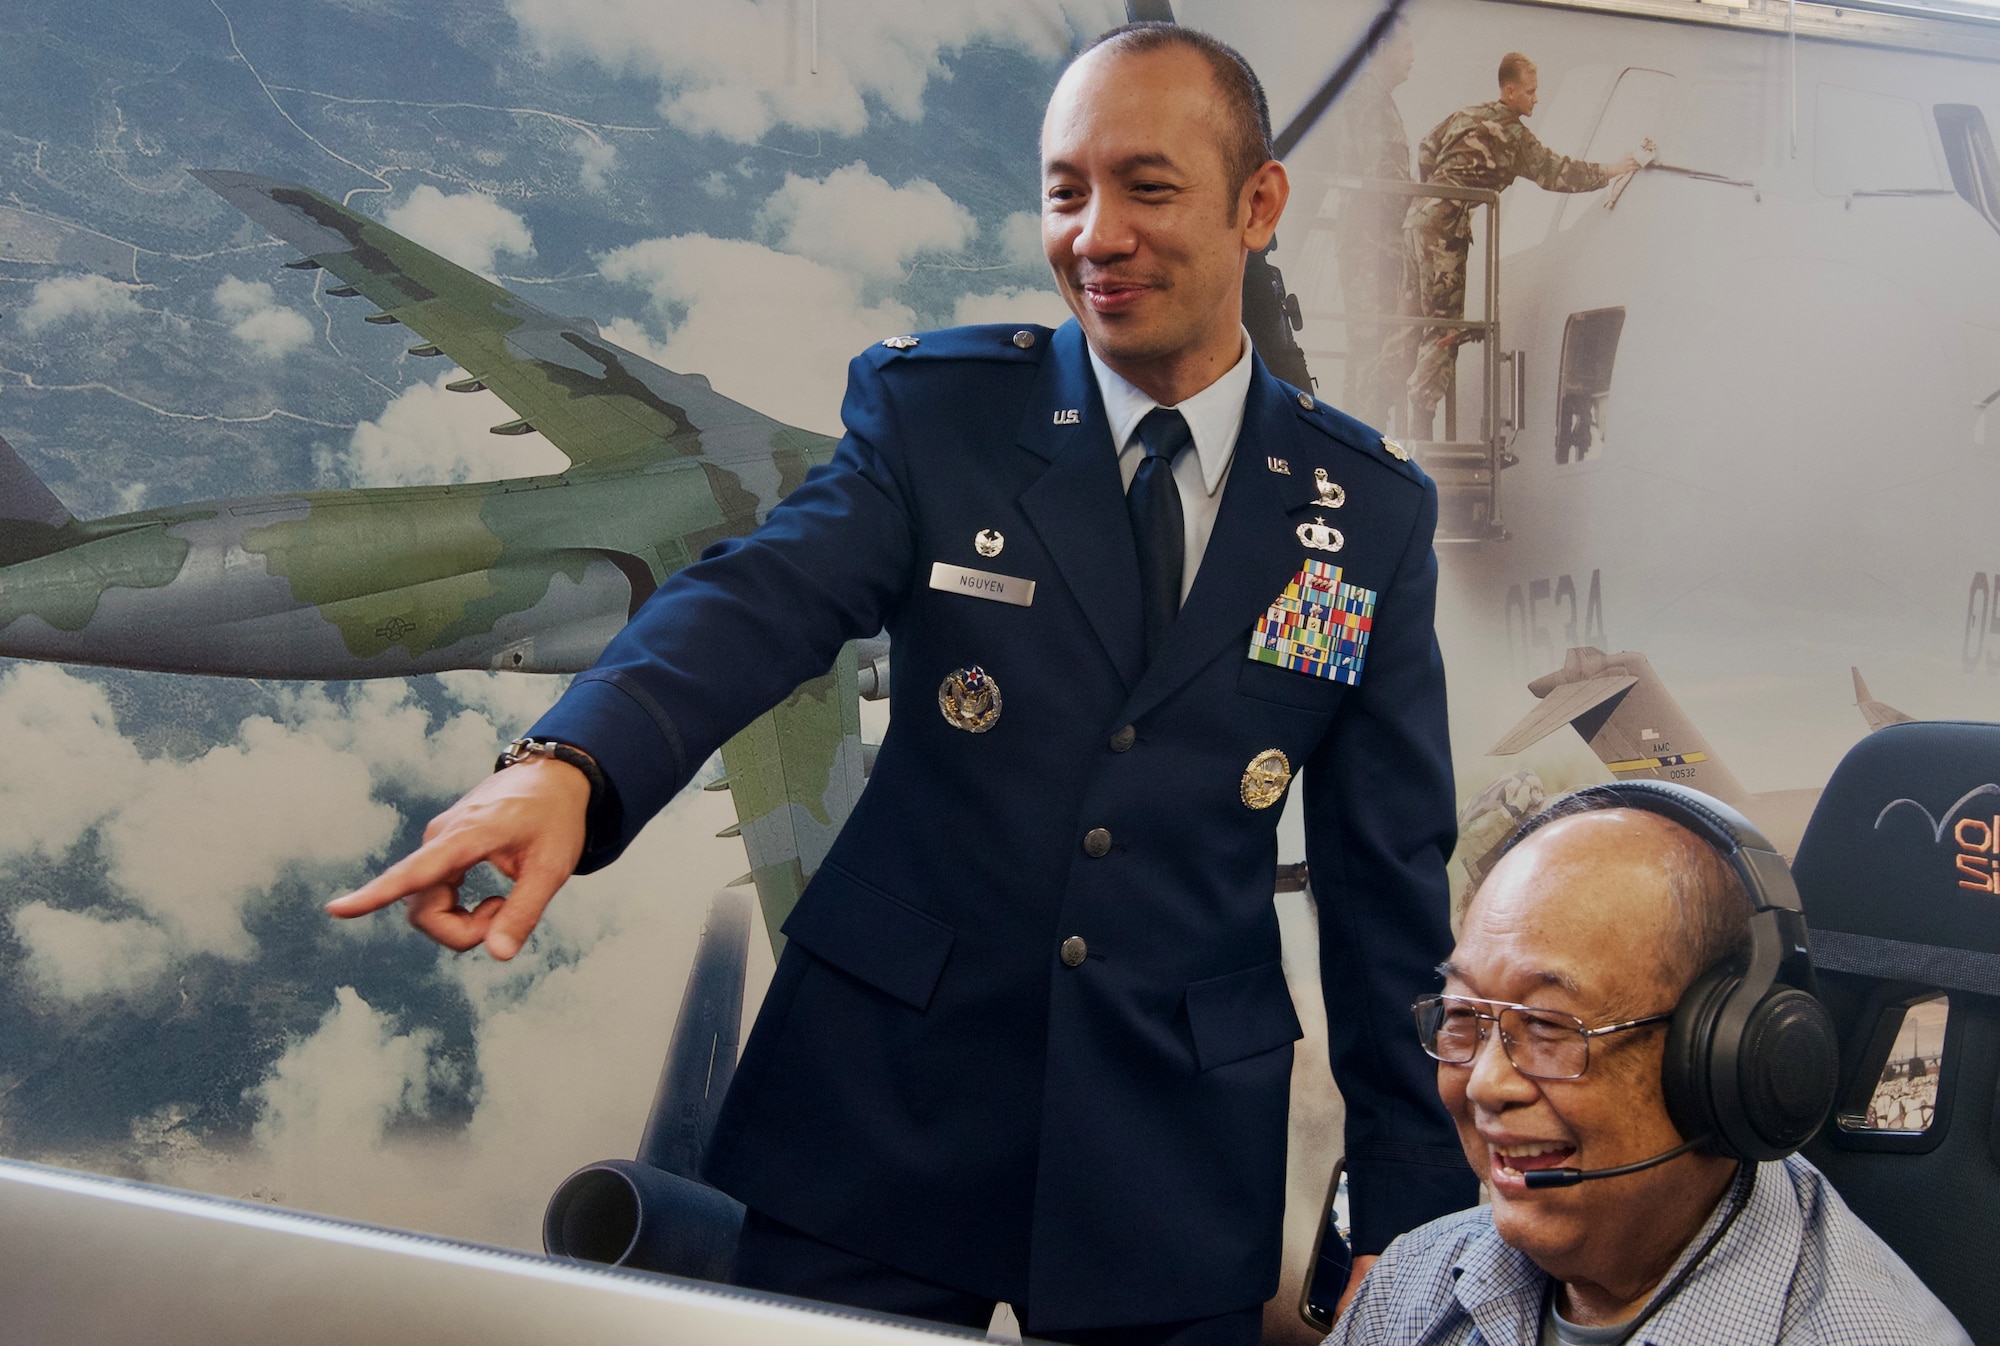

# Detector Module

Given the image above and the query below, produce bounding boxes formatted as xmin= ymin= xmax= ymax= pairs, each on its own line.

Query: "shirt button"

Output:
xmin=1060 ymin=935 xmax=1088 ymax=967
xmin=1083 ymin=828 xmax=1113 ymax=857
xmin=1109 ymin=725 xmax=1137 ymax=753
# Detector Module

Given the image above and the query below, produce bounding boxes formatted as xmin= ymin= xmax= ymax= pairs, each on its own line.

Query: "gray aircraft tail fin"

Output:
xmin=1489 ymin=646 xmax=1753 ymax=809
xmin=0 ymin=433 xmax=77 ymax=566
xmin=1852 ymin=666 xmax=1915 ymax=732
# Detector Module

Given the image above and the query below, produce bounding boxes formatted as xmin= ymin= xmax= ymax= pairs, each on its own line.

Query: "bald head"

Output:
xmin=1467 ymin=806 xmax=1754 ymax=1004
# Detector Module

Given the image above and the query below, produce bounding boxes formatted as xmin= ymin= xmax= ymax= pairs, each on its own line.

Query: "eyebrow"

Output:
xmin=1434 ymin=961 xmax=1583 ymax=995
xmin=1043 ymin=151 xmax=1185 ymax=178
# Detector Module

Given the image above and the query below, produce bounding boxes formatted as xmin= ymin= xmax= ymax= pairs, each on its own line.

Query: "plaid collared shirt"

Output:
xmin=1325 ymin=1154 xmax=1968 ymax=1345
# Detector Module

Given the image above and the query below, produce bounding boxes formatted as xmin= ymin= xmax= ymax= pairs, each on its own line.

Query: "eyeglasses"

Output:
xmin=1412 ymin=994 xmax=1673 ymax=1081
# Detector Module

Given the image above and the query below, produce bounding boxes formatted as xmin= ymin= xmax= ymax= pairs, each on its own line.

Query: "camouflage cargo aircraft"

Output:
xmin=0 ymin=170 xmax=878 ymax=947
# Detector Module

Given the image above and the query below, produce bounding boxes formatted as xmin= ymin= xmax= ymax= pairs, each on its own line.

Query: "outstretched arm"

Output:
xmin=327 ymin=350 xmax=917 ymax=959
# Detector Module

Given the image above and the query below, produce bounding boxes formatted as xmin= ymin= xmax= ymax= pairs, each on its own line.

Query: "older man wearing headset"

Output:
xmin=1329 ymin=784 xmax=1967 ymax=1346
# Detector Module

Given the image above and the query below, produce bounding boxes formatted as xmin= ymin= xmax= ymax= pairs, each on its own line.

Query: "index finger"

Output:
xmin=326 ymin=835 xmax=480 ymax=918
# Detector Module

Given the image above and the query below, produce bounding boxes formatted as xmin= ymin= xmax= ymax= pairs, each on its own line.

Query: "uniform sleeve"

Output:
xmin=1302 ymin=474 xmax=1478 ymax=1255
xmin=1516 ymin=125 xmax=1609 ymax=194
xmin=528 ymin=353 xmax=918 ymax=869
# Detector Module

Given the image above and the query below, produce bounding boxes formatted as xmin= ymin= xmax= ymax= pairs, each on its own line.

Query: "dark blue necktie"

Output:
xmin=1129 ymin=407 xmax=1191 ymax=661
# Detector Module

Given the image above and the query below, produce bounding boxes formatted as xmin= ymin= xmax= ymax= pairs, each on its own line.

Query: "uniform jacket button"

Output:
xmin=1109 ymin=725 xmax=1137 ymax=753
xmin=1083 ymin=827 xmax=1113 ymax=857
xmin=1060 ymin=935 xmax=1088 ymax=967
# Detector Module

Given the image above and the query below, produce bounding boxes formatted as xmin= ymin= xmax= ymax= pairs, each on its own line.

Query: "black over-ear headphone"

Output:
xmin=1505 ymin=779 xmax=1840 ymax=1162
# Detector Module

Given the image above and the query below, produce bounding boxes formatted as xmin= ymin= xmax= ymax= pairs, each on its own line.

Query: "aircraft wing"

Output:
xmin=193 ymin=170 xmax=823 ymax=476
xmin=1488 ymin=674 xmax=1638 ymax=755
xmin=715 ymin=644 xmax=869 ymax=952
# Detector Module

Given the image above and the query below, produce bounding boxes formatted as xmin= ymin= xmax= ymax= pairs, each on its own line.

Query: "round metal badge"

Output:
xmin=939 ymin=665 xmax=1003 ymax=733
xmin=1240 ymin=748 xmax=1293 ymax=810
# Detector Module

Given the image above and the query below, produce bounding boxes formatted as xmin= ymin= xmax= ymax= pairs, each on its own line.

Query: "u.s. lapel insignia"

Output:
xmin=1266 ymin=456 xmax=1291 ymax=475
xmin=938 ymin=666 xmax=1002 ymax=732
xmin=1296 ymin=517 xmax=1343 ymax=553
xmin=882 ymin=335 xmax=920 ymax=350
xmin=1248 ymin=559 xmax=1378 ymax=686
xmin=1053 ymin=408 xmax=1081 ymax=425
xmin=1313 ymin=467 xmax=1345 ymax=508
xmin=1241 ymin=749 xmax=1293 ymax=810
xmin=974 ymin=528 xmax=1005 ymax=558
xmin=1381 ymin=436 xmax=1410 ymax=462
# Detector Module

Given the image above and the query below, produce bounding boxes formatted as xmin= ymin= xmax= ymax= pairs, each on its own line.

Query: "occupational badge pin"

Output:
xmin=1313 ymin=468 xmax=1346 ymax=508
xmin=882 ymin=335 xmax=920 ymax=350
xmin=1240 ymin=748 xmax=1293 ymax=810
xmin=975 ymin=528 xmax=1005 ymax=558
xmin=1296 ymin=517 xmax=1344 ymax=553
xmin=938 ymin=666 xmax=1003 ymax=733
xmin=1381 ymin=436 xmax=1410 ymax=462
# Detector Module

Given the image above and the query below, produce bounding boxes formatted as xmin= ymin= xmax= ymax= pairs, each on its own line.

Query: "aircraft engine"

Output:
xmin=543 ymin=891 xmax=752 ymax=1284
xmin=542 ymin=1158 xmax=745 ymax=1283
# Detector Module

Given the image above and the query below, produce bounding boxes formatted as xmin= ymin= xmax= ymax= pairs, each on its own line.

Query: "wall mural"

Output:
xmin=0 ymin=0 xmax=1994 ymax=1340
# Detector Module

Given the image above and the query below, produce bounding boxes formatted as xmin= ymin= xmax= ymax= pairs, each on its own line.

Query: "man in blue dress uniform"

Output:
xmin=334 ymin=23 xmax=1475 ymax=1345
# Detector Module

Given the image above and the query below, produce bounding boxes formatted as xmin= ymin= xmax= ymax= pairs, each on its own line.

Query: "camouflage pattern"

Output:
xmin=1322 ymin=67 xmax=1418 ymax=433
xmin=0 ymin=171 xmax=866 ymax=956
xmin=1405 ymin=101 xmax=1610 ymax=432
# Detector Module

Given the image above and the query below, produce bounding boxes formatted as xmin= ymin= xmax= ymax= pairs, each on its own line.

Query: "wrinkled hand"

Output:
xmin=1607 ymin=153 xmax=1643 ymax=178
xmin=325 ymin=757 xmax=591 ymax=960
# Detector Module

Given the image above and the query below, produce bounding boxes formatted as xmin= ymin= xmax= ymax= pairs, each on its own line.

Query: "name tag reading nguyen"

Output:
xmin=929 ymin=562 xmax=1035 ymax=607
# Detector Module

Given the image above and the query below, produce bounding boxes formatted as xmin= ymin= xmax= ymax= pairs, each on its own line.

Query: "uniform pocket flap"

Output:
xmin=782 ymin=862 xmax=956 ymax=1012
xmin=1184 ymin=959 xmax=1304 ymax=1071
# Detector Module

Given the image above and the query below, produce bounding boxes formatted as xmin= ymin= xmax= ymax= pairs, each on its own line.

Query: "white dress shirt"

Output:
xmin=1087 ymin=331 xmax=1254 ymax=603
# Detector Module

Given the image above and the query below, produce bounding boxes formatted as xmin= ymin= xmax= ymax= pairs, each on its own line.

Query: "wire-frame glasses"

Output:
xmin=1412 ymin=994 xmax=1674 ymax=1081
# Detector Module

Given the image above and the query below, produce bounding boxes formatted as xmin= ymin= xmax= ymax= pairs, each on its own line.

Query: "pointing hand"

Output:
xmin=326 ymin=756 xmax=591 ymax=960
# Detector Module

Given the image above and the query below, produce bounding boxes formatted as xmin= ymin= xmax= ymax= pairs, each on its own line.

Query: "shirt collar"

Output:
xmin=1086 ymin=328 xmax=1254 ymax=498
xmin=1448 ymin=1162 xmax=1792 ymax=1346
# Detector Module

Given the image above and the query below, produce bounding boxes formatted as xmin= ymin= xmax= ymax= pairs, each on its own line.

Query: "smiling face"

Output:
xmin=1040 ymin=42 xmax=1288 ymax=404
xmin=1441 ymin=810 xmax=1738 ymax=1303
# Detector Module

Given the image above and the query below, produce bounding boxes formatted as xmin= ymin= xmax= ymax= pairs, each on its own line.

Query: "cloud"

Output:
xmin=246 ymin=988 xmax=441 ymax=1194
xmin=999 ymin=210 xmax=1045 ymax=270
xmin=507 ymin=0 xmax=1109 ymax=144
xmin=757 ymin=162 xmax=975 ymax=282
xmin=343 ymin=372 xmax=571 ymax=487
xmin=144 ymin=784 xmax=774 ymax=1246
xmin=573 ymin=135 xmax=618 ymax=195
xmin=11 ymin=903 xmax=176 ymax=999
xmin=213 ymin=277 xmax=313 ymax=359
xmin=951 ymin=285 xmax=1072 ymax=329
xmin=381 ymin=186 xmax=535 ymax=277
xmin=0 ymin=667 xmax=580 ymax=1000
xmin=434 ymin=670 xmax=569 ymax=740
xmin=601 ymin=234 xmax=916 ymax=433
xmin=17 ymin=274 xmax=142 ymax=333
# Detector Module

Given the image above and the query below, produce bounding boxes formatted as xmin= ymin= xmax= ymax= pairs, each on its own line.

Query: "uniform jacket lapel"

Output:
xmin=1016 ymin=321 xmax=1146 ymax=692
xmin=1119 ymin=358 xmax=1322 ymax=727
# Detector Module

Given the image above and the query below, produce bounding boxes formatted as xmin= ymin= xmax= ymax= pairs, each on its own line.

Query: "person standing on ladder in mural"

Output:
xmin=1404 ymin=52 xmax=1639 ymax=439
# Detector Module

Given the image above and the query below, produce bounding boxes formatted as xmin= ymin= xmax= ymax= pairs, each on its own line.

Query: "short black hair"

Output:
xmin=1076 ymin=22 xmax=1275 ymax=202
xmin=1498 ymin=51 xmax=1535 ymax=90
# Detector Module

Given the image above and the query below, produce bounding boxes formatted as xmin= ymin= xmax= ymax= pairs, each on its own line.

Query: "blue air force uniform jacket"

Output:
xmin=530 ymin=319 xmax=1476 ymax=1330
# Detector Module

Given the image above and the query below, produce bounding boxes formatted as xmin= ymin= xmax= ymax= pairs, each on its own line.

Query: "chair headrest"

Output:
xmin=1791 ymin=721 xmax=2000 ymax=998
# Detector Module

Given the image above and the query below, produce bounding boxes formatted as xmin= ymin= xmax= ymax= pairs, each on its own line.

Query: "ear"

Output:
xmin=1238 ymin=159 xmax=1289 ymax=252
